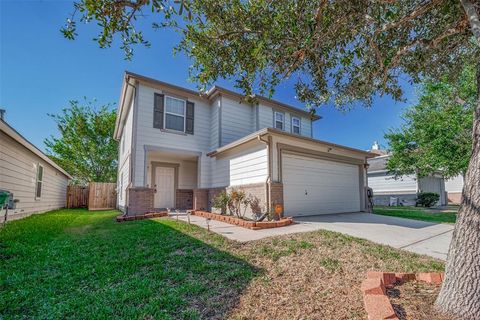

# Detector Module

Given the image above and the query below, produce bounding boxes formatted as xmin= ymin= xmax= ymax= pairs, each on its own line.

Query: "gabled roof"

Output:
xmin=207 ymin=127 xmax=377 ymax=158
xmin=114 ymin=71 xmax=321 ymax=139
xmin=0 ymin=119 xmax=72 ymax=179
xmin=367 ymin=155 xmax=390 ymax=172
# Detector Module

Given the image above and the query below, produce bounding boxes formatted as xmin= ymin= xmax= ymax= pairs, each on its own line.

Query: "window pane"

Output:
xmin=275 ymin=121 xmax=283 ymax=130
xmin=293 ymin=118 xmax=300 ymax=126
xmin=166 ymin=114 xmax=185 ymax=131
xmin=165 ymin=97 xmax=185 ymax=115
xmin=36 ymin=182 xmax=42 ymax=198
xmin=293 ymin=126 xmax=300 ymax=134
xmin=37 ymin=165 xmax=43 ymax=181
xmin=275 ymin=112 xmax=283 ymax=121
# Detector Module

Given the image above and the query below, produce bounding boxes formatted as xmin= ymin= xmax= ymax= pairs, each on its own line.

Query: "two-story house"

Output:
xmin=114 ymin=71 xmax=375 ymax=217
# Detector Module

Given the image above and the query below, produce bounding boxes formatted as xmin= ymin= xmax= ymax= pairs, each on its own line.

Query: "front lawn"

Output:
xmin=374 ymin=206 xmax=457 ymax=224
xmin=1 ymin=209 xmax=444 ymax=319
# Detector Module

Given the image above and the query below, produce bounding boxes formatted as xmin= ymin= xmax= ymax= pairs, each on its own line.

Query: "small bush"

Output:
xmin=212 ymin=192 xmax=231 ymax=215
xmin=416 ymin=192 xmax=440 ymax=207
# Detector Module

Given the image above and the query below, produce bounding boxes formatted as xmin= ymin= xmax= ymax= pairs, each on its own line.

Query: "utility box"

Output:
xmin=0 ymin=190 xmax=16 ymax=209
xmin=389 ymin=197 xmax=399 ymax=206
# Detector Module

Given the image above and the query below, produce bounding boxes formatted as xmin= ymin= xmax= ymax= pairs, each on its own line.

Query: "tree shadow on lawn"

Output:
xmin=0 ymin=209 xmax=261 ymax=320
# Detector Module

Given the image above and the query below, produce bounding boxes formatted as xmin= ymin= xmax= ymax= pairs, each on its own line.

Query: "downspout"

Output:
xmin=257 ymin=134 xmax=271 ymax=212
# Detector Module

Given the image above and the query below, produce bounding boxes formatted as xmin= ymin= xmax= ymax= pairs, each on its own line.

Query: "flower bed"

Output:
xmin=116 ymin=211 xmax=168 ymax=222
xmin=361 ymin=271 xmax=444 ymax=320
xmin=192 ymin=210 xmax=293 ymax=230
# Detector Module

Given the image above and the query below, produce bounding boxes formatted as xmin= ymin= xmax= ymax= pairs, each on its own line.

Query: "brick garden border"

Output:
xmin=362 ymin=271 xmax=444 ymax=320
xmin=116 ymin=211 xmax=168 ymax=222
xmin=192 ymin=210 xmax=293 ymax=230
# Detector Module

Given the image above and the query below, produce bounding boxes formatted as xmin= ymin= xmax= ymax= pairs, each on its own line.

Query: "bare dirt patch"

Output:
xmin=223 ymin=231 xmax=444 ymax=320
xmin=387 ymin=281 xmax=456 ymax=320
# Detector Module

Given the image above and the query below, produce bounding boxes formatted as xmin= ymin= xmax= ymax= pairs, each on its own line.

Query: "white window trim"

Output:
xmin=35 ymin=163 xmax=43 ymax=200
xmin=274 ymin=111 xmax=285 ymax=131
xmin=291 ymin=116 xmax=301 ymax=134
xmin=164 ymin=95 xmax=186 ymax=132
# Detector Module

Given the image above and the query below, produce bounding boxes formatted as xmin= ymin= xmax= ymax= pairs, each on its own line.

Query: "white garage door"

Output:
xmin=283 ymin=153 xmax=361 ymax=216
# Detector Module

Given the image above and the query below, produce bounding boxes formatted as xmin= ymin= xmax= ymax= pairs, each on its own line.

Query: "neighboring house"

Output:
xmin=114 ymin=72 xmax=375 ymax=218
xmin=445 ymin=174 xmax=464 ymax=204
xmin=367 ymin=154 xmax=447 ymax=206
xmin=0 ymin=113 xmax=71 ymax=220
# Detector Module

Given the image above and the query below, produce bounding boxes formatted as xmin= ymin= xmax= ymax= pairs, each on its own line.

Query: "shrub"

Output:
xmin=212 ymin=192 xmax=231 ymax=215
xmin=416 ymin=192 xmax=440 ymax=207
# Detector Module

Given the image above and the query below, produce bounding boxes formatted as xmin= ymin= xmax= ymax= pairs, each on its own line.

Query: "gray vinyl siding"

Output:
xmin=368 ymin=172 xmax=418 ymax=194
xmin=0 ymin=131 xmax=68 ymax=219
xmin=133 ymin=83 xmax=212 ymax=187
xmin=220 ymin=96 xmax=255 ymax=146
xmin=210 ymin=141 xmax=268 ymax=187
xmin=257 ymin=102 xmax=312 ymax=137
xmin=210 ymin=97 xmax=220 ymax=150
xmin=117 ymin=100 xmax=134 ymax=208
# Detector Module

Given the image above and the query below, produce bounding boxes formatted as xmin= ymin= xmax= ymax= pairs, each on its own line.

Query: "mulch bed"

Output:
xmin=387 ymin=281 xmax=457 ymax=320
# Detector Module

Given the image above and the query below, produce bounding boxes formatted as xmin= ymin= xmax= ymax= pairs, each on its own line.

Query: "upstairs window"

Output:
xmin=274 ymin=111 xmax=284 ymax=130
xmin=292 ymin=117 xmax=301 ymax=134
xmin=165 ymin=96 xmax=186 ymax=132
xmin=153 ymin=94 xmax=195 ymax=134
xmin=35 ymin=164 xmax=43 ymax=199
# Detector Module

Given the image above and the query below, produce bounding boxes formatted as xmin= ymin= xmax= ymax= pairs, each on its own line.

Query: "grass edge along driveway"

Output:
xmin=0 ymin=209 xmax=444 ymax=319
xmin=374 ymin=206 xmax=457 ymax=224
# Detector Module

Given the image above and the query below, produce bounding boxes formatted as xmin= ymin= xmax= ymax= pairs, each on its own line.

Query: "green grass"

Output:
xmin=0 ymin=209 xmax=445 ymax=319
xmin=0 ymin=209 xmax=257 ymax=320
xmin=374 ymin=206 xmax=457 ymax=223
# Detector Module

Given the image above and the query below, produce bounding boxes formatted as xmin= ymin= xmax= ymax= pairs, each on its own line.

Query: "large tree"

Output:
xmin=45 ymin=99 xmax=118 ymax=185
xmin=386 ymin=65 xmax=476 ymax=179
xmin=63 ymin=0 xmax=480 ymax=317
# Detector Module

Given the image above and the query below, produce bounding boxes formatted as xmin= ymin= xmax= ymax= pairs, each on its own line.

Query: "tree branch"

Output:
xmin=374 ymin=0 xmax=444 ymax=36
xmin=460 ymin=0 xmax=480 ymax=42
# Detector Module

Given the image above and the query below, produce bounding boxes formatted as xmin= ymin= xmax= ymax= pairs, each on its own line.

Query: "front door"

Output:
xmin=154 ymin=167 xmax=175 ymax=209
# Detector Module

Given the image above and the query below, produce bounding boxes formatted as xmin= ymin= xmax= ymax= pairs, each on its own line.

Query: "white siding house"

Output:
xmin=445 ymin=174 xmax=464 ymax=204
xmin=367 ymin=155 xmax=447 ymax=206
xmin=114 ymin=71 xmax=374 ymax=217
xmin=0 ymin=118 xmax=71 ymax=220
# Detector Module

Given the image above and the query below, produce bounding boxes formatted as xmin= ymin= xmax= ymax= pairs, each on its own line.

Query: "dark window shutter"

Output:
xmin=153 ymin=93 xmax=164 ymax=129
xmin=186 ymin=101 xmax=194 ymax=134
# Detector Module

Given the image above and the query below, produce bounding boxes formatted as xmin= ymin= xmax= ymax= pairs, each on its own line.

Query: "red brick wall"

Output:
xmin=270 ymin=182 xmax=284 ymax=215
xmin=127 ymin=187 xmax=154 ymax=216
xmin=175 ymin=189 xmax=193 ymax=209
xmin=208 ymin=187 xmax=227 ymax=210
xmin=447 ymin=192 xmax=462 ymax=204
xmin=193 ymin=189 xmax=208 ymax=210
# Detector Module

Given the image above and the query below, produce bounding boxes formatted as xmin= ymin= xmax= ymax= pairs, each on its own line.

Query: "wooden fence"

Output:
xmin=67 ymin=183 xmax=117 ymax=210
xmin=88 ymin=182 xmax=117 ymax=211
xmin=67 ymin=186 xmax=89 ymax=209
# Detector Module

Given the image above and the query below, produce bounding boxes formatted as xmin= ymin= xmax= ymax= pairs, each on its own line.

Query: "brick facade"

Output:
xmin=270 ymin=182 xmax=284 ymax=216
xmin=447 ymin=192 xmax=462 ymax=204
xmin=192 ymin=183 xmax=285 ymax=219
xmin=193 ymin=189 xmax=208 ymax=210
xmin=207 ymin=187 xmax=227 ymax=210
xmin=175 ymin=189 xmax=193 ymax=209
xmin=127 ymin=187 xmax=154 ymax=216
xmin=227 ymin=183 xmax=267 ymax=216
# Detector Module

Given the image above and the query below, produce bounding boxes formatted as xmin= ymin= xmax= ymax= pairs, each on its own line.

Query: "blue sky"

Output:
xmin=1 ymin=0 xmax=415 ymax=152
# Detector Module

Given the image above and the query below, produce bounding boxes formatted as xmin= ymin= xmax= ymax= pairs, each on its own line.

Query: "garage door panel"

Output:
xmin=283 ymin=154 xmax=361 ymax=216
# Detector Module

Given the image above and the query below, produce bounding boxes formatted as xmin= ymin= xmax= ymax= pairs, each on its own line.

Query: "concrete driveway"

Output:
xmin=173 ymin=212 xmax=453 ymax=260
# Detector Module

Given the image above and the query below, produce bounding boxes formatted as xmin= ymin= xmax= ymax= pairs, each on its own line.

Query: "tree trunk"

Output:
xmin=435 ymin=60 xmax=480 ymax=318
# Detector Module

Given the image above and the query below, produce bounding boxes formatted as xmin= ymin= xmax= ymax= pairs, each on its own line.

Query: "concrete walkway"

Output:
xmin=171 ymin=212 xmax=453 ymax=260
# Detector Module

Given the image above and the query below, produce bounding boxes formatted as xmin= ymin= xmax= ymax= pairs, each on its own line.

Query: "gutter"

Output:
xmin=257 ymin=133 xmax=272 ymax=212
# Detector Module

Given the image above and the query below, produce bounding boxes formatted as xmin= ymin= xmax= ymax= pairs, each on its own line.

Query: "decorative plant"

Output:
xmin=212 ymin=192 xmax=231 ymax=215
xmin=416 ymin=192 xmax=440 ymax=208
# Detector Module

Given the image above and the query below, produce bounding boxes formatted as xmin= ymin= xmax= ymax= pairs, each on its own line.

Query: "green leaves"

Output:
xmin=385 ymin=65 xmax=475 ymax=179
xmin=44 ymin=99 xmax=118 ymax=185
